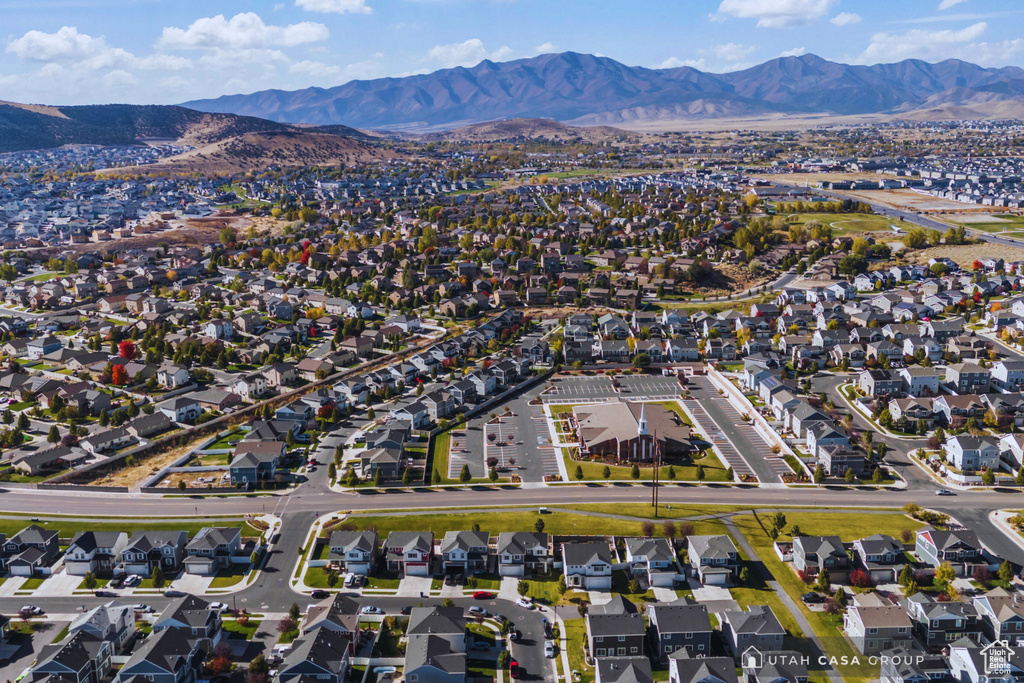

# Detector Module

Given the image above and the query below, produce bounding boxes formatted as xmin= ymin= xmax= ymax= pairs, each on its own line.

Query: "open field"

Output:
xmin=905 ymin=242 xmax=1024 ymax=266
xmin=782 ymin=212 xmax=895 ymax=236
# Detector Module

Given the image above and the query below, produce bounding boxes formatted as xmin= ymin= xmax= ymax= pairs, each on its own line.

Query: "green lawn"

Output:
xmin=732 ymin=512 xmax=924 ymax=683
xmin=344 ymin=510 xmax=729 ymax=539
xmin=432 ymin=431 xmax=452 ymax=482
xmin=523 ymin=573 xmax=589 ymax=606
xmin=20 ymin=577 xmax=45 ymax=590
xmin=564 ymin=618 xmax=594 ymax=683
xmin=570 ymin=451 xmax=729 ymax=482
xmin=365 ymin=571 xmax=402 ymax=589
xmin=207 ymin=432 xmax=244 ymax=450
xmin=210 ymin=566 xmax=250 ymax=588
xmin=223 ymin=619 xmax=262 ymax=639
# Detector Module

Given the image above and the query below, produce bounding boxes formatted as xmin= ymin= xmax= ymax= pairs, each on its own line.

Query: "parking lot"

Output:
xmin=484 ymin=416 xmax=520 ymax=470
xmin=542 ymin=373 xmax=682 ymax=402
xmin=686 ymin=376 xmax=792 ymax=484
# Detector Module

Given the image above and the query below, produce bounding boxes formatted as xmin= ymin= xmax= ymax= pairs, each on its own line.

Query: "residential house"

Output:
xmin=562 ymin=542 xmax=614 ymax=591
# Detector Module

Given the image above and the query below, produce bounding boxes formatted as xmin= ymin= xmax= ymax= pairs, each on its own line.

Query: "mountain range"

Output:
xmin=181 ymin=52 xmax=1024 ymax=130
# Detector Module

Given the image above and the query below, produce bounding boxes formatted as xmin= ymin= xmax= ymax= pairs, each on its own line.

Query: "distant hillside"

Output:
xmin=181 ymin=52 xmax=1024 ymax=130
xmin=134 ymin=129 xmax=394 ymax=175
xmin=419 ymin=118 xmax=631 ymax=142
xmin=0 ymin=101 xmax=395 ymax=172
xmin=0 ymin=103 xmax=299 ymax=153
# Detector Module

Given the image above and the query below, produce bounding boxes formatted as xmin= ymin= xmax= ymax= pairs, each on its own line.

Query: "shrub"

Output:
xmin=849 ymin=570 xmax=874 ymax=588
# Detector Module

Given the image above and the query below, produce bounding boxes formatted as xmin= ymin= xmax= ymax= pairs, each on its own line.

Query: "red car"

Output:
xmin=473 ymin=591 xmax=496 ymax=599
xmin=509 ymin=660 xmax=521 ymax=679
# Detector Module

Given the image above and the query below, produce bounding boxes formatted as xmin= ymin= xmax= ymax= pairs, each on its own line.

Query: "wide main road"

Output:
xmin=0 ymin=481 xmax=1019 ymax=518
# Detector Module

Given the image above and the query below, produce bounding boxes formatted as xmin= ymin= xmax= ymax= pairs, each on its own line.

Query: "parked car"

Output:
xmin=108 ymin=577 xmax=125 ymax=589
xmin=510 ymin=660 xmax=521 ymax=679
xmin=310 ymin=590 xmax=329 ymax=599
xmin=19 ymin=606 xmax=43 ymax=616
xmin=360 ymin=606 xmax=384 ymax=615
xmin=509 ymin=628 xmax=521 ymax=642
xmin=94 ymin=591 xmax=116 ymax=598
xmin=801 ymin=592 xmax=824 ymax=604
xmin=400 ymin=606 xmax=413 ymax=615
xmin=132 ymin=604 xmax=153 ymax=613
xmin=467 ymin=606 xmax=488 ymax=617
xmin=163 ymin=590 xmax=186 ymax=598
xmin=209 ymin=602 xmax=228 ymax=611
xmin=515 ymin=598 xmax=534 ymax=609
xmin=473 ymin=591 xmax=495 ymax=599
xmin=544 ymin=641 xmax=556 ymax=658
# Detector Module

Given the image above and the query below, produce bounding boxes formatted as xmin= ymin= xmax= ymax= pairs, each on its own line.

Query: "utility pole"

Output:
xmin=651 ymin=429 xmax=660 ymax=518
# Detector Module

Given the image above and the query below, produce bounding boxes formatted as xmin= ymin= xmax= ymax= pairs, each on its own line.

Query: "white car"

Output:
xmin=515 ymin=598 xmax=534 ymax=610
xmin=360 ymin=606 xmax=384 ymax=615
xmin=132 ymin=604 xmax=153 ymax=613
xmin=124 ymin=575 xmax=142 ymax=586
xmin=544 ymin=641 xmax=556 ymax=658
xmin=20 ymin=606 xmax=43 ymax=615
xmin=209 ymin=602 xmax=228 ymax=611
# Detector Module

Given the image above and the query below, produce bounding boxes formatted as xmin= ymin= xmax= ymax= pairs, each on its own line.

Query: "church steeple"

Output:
xmin=638 ymin=403 xmax=648 ymax=436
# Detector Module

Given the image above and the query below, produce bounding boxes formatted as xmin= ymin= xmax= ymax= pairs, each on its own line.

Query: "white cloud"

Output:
xmin=426 ymin=39 xmax=512 ymax=68
xmin=158 ymin=13 xmax=329 ymax=50
xmin=857 ymin=21 xmax=1024 ymax=65
xmin=655 ymin=57 xmax=707 ymax=69
xmin=780 ymin=47 xmax=806 ymax=57
xmin=831 ymin=12 xmax=861 ymax=26
xmin=716 ymin=0 xmax=838 ymax=28
xmin=295 ymin=0 xmax=371 ymax=14
xmin=714 ymin=42 xmax=758 ymax=61
xmin=534 ymin=41 xmax=558 ymax=54
xmin=290 ymin=56 xmax=385 ymax=82
xmin=6 ymin=26 xmax=191 ymax=72
xmin=938 ymin=0 xmax=967 ymax=10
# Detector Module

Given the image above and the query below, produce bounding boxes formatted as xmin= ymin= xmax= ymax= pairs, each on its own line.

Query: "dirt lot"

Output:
xmin=86 ymin=441 xmax=197 ymax=488
xmin=839 ymin=189 xmax=993 ymax=214
xmin=154 ymin=470 xmax=230 ymax=489
xmin=906 ymin=243 xmax=1024 ymax=266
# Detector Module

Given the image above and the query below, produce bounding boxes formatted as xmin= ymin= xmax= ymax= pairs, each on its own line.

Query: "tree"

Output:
xmin=459 ymin=464 xmax=471 ymax=484
xmin=696 ymin=464 xmax=705 ymax=483
xmin=771 ymin=512 xmax=787 ymax=531
xmin=535 ymin=518 xmax=545 ymax=533
xmin=277 ymin=616 xmax=297 ymax=635
xmin=934 ymin=561 xmax=956 ymax=587
xmin=47 ymin=424 xmax=60 ymax=443
xmin=641 ymin=521 xmax=655 ymax=537
xmin=813 ymin=464 xmax=825 ymax=484
xmin=602 ymin=465 xmax=611 ymax=482
xmin=574 ymin=464 xmax=584 ymax=481
xmin=499 ymin=650 xmax=512 ymax=669
xmin=898 ymin=564 xmax=915 ymax=587
xmin=630 ymin=464 xmax=640 ymax=480
xmin=632 ymin=352 xmax=651 ymax=369
xmin=518 ymin=580 xmax=529 ymax=596
xmin=488 ymin=467 xmax=498 ymax=482
xmin=402 ymin=467 xmax=412 ymax=486
xmin=1016 ymin=468 xmax=1024 ymax=487
xmin=373 ymin=469 xmax=384 ymax=488
xmin=904 ymin=580 xmax=920 ymax=597
xmin=111 ymin=364 xmax=129 ymax=386
xmin=248 ymin=654 xmax=270 ymax=683
xmin=982 ymin=467 xmax=996 ymax=486
xmin=999 ymin=560 xmax=1014 ymax=582
xmin=663 ymin=521 xmax=677 ymax=539
xmin=0 ymin=263 xmax=17 ymax=283
xmin=833 ymin=587 xmax=848 ymax=609
xmin=739 ymin=566 xmax=750 ymax=586
xmin=815 ymin=568 xmax=831 ymax=592
xmin=844 ymin=468 xmax=856 ymax=484
xmin=178 ymin=480 xmax=187 ymax=491
xmin=119 ymin=340 xmax=137 ymax=361
xmin=83 ymin=571 xmax=97 ymax=589
xmin=557 ymin=574 xmax=567 ymax=596
xmin=152 ymin=565 xmax=166 ymax=588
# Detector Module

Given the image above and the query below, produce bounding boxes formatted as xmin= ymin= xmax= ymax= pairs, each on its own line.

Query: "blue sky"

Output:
xmin=1 ymin=0 xmax=1022 ymax=106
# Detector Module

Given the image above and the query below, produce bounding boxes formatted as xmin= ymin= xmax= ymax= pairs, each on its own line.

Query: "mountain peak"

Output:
xmin=180 ymin=52 xmax=1024 ymax=130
